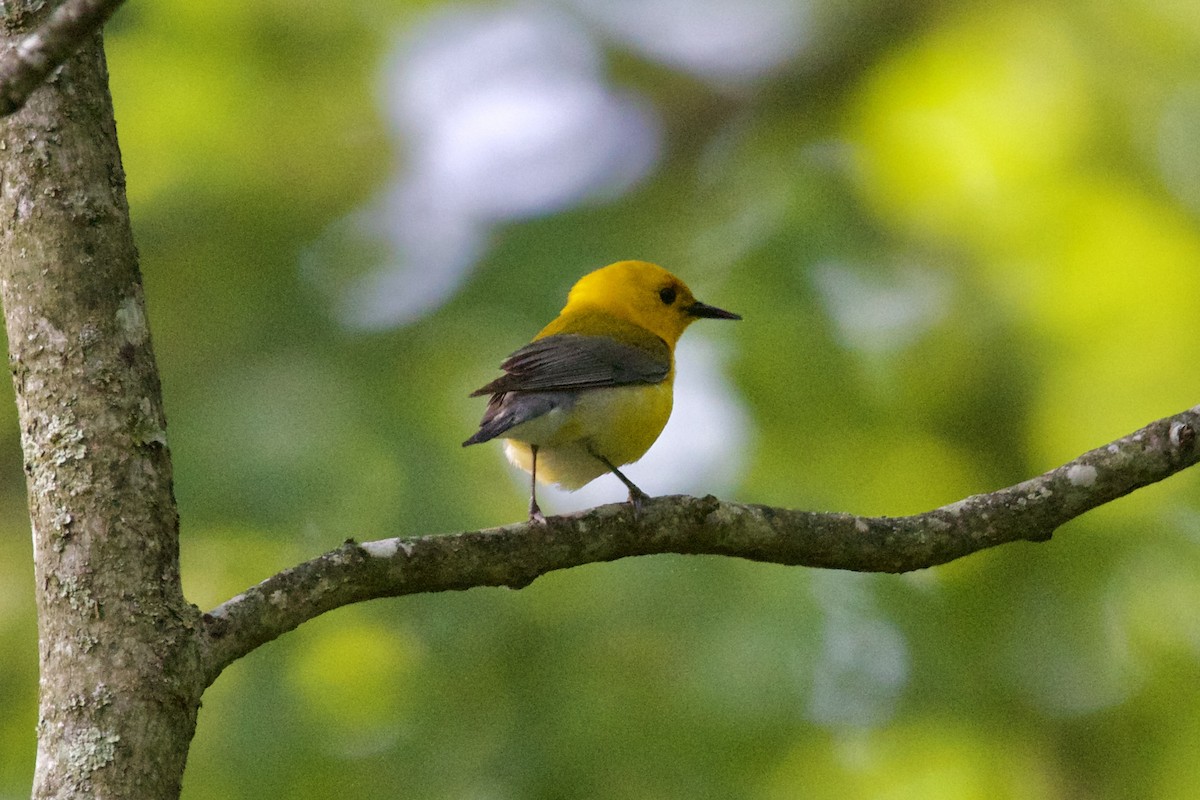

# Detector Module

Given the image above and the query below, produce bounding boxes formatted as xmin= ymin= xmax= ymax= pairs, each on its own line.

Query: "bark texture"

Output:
xmin=0 ymin=0 xmax=128 ymax=116
xmin=0 ymin=17 xmax=201 ymax=800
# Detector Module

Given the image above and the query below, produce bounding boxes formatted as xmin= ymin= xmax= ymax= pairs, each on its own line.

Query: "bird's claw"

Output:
xmin=627 ymin=487 xmax=651 ymax=516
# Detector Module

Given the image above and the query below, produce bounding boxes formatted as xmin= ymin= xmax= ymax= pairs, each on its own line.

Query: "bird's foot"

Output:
xmin=627 ymin=486 xmax=651 ymax=516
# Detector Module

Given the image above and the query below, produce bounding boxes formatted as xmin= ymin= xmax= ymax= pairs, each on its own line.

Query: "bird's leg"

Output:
xmin=528 ymin=444 xmax=547 ymax=524
xmin=592 ymin=451 xmax=651 ymax=512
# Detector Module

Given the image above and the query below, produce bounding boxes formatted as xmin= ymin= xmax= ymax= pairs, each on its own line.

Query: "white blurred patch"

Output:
xmin=569 ymin=0 xmax=812 ymax=84
xmin=806 ymin=571 xmax=909 ymax=729
xmin=812 ymin=262 xmax=951 ymax=356
xmin=1003 ymin=583 xmax=1139 ymax=716
xmin=306 ymin=6 xmax=661 ymax=330
xmin=1157 ymin=83 xmax=1200 ymax=215
xmin=524 ymin=334 xmax=748 ymax=512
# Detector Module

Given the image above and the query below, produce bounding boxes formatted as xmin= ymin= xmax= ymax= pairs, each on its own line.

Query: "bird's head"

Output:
xmin=564 ymin=260 xmax=740 ymax=346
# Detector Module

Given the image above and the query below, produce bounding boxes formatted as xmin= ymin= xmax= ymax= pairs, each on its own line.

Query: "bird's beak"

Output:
xmin=686 ymin=300 xmax=741 ymax=320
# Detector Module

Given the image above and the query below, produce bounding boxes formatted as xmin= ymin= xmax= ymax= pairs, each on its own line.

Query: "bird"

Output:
xmin=463 ymin=260 xmax=740 ymax=521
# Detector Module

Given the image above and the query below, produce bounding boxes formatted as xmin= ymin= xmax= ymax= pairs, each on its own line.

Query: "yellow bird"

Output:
xmin=463 ymin=260 xmax=740 ymax=521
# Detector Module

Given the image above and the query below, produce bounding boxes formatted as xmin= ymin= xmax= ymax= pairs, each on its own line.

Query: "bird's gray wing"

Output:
xmin=461 ymin=391 xmax=573 ymax=446
xmin=462 ymin=334 xmax=670 ymax=446
xmin=468 ymin=333 xmax=670 ymax=396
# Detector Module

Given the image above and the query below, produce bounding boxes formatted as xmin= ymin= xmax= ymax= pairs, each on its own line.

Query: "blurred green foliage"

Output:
xmin=2 ymin=0 xmax=1200 ymax=797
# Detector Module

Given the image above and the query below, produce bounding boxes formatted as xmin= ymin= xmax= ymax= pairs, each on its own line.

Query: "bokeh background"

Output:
xmin=3 ymin=0 xmax=1200 ymax=797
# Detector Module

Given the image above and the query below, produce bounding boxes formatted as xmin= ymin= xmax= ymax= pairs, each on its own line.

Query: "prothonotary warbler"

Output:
xmin=463 ymin=260 xmax=740 ymax=521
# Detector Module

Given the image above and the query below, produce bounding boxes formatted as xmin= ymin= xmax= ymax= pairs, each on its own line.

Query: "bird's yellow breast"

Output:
xmin=503 ymin=379 xmax=674 ymax=489
xmin=566 ymin=379 xmax=674 ymax=462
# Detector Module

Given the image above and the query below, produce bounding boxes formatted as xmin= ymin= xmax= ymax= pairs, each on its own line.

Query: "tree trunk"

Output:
xmin=0 ymin=19 xmax=200 ymax=800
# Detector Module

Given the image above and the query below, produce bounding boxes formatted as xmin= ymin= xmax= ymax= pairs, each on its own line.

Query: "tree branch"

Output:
xmin=199 ymin=404 xmax=1200 ymax=685
xmin=0 ymin=0 xmax=126 ymax=117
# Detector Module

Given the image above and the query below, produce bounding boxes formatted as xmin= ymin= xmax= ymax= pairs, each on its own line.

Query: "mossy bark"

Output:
xmin=0 ymin=16 xmax=201 ymax=800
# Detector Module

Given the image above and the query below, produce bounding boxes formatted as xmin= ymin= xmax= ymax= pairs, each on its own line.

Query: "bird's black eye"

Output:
xmin=659 ymin=286 xmax=677 ymax=305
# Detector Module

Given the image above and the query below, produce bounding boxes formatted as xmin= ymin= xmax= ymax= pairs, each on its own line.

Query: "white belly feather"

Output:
xmin=502 ymin=382 xmax=673 ymax=489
